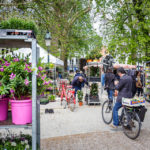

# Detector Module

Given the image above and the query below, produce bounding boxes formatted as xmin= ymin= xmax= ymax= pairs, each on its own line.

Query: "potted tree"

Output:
xmin=77 ymin=90 xmax=83 ymax=106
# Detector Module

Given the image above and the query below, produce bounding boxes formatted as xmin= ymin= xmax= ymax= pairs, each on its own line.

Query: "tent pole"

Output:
xmin=32 ymin=39 xmax=37 ymax=150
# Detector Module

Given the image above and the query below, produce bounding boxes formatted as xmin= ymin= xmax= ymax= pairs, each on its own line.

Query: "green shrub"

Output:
xmin=0 ymin=18 xmax=38 ymax=35
xmin=77 ymin=90 xmax=83 ymax=102
xmin=48 ymin=95 xmax=56 ymax=101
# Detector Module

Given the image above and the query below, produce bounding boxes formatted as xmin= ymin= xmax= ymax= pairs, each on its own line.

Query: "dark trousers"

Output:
xmin=137 ymin=88 xmax=142 ymax=97
xmin=74 ymin=86 xmax=81 ymax=96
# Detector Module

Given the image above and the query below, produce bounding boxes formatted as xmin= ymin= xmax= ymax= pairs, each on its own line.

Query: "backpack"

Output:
xmin=128 ymin=70 xmax=136 ymax=97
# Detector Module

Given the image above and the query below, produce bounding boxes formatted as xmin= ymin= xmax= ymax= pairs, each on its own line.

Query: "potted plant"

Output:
xmin=77 ymin=90 xmax=83 ymax=106
xmin=89 ymin=83 xmax=99 ymax=102
xmin=40 ymin=98 xmax=49 ymax=105
xmin=0 ymin=55 xmax=52 ymax=125
xmin=0 ymin=133 xmax=32 ymax=150
xmin=0 ymin=85 xmax=10 ymax=121
xmin=48 ymin=95 xmax=56 ymax=102
xmin=0 ymin=18 xmax=38 ymax=35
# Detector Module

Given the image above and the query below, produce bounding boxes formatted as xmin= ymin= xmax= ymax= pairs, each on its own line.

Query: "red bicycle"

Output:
xmin=59 ymin=80 xmax=76 ymax=111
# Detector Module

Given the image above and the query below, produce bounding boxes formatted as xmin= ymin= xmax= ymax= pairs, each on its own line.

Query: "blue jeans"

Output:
xmin=113 ymin=102 xmax=122 ymax=126
xmin=107 ymin=89 xmax=114 ymax=101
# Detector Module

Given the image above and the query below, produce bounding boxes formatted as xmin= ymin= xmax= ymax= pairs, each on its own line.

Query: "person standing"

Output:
xmin=111 ymin=67 xmax=133 ymax=128
xmin=136 ymin=71 xmax=143 ymax=97
xmin=105 ymin=69 xmax=115 ymax=101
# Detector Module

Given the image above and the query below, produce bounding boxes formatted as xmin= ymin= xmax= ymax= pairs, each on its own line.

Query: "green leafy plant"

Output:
xmin=0 ymin=18 xmax=38 ymax=35
xmin=40 ymin=98 xmax=49 ymax=105
xmin=0 ymin=54 xmax=52 ymax=100
xmin=86 ymin=49 xmax=102 ymax=60
xmin=77 ymin=90 xmax=83 ymax=102
xmin=90 ymin=83 xmax=98 ymax=97
xmin=48 ymin=95 xmax=56 ymax=102
xmin=90 ymin=67 xmax=100 ymax=77
xmin=0 ymin=133 xmax=32 ymax=150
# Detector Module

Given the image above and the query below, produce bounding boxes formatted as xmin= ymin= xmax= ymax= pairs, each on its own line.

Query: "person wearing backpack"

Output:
xmin=105 ymin=69 xmax=115 ymax=102
xmin=110 ymin=67 xmax=133 ymax=128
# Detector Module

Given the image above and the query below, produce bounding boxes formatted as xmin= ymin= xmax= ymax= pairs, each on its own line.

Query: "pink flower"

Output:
xmin=25 ymin=63 xmax=29 ymax=67
xmin=25 ymin=64 xmax=32 ymax=72
xmin=13 ymin=58 xmax=19 ymax=62
xmin=0 ymin=67 xmax=4 ymax=72
xmin=38 ymin=66 xmax=43 ymax=71
xmin=10 ymin=88 xmax=15 ymax=94
xmin=5 ymin=61 xmax=10 ymax=66
xmin=43 ymin=81 xmax=49 ymax=85
xmin=48 ymin=80 xmax=52 ymax=84
xmin=48 ymin=87 xmax=52 ymax=90
xmin=37 ymin=72 xmax=41 ymax=77
xmin=41 ymin=75 xmax=46 ymax=80
xmin=24 ymin=79 xmax=29 ymax=86
xmin=10 ymin=73 xmax=16 ymax=80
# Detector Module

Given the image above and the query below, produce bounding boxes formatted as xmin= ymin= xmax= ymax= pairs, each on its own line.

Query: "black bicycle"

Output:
xmin=102 ymin=99 xmax=146 ymax=139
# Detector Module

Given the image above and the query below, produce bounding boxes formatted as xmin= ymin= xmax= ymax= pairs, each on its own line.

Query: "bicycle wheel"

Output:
xmin=102 ymin=100 xmax=113 ymax=124
xmin=122 ymin=112 xmax=141 ymax=140
xmin=68 ymin=93 xmax=76 ymax=112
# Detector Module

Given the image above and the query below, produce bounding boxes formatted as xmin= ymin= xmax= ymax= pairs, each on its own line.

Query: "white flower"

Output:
xmin=25 ymin=144 xmax=30 ymax=149
xmin=21 ymin=141 xmax=25 ymax=145
xmin=25 ymin=140 xmax=28 ymax=144
xmin=11 ymin=142 xmax=16 ymax=146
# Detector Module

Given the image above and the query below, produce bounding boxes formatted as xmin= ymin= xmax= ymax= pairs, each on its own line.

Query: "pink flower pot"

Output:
xmin=10 ymin=99 xmax=32 ymax=125
xmin=0 ymin=98 xmax=9 ymax=121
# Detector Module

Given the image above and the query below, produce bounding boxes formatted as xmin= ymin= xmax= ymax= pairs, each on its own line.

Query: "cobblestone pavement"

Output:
xmin=41 ymin=129 xmax=150 ymax=150
xmin=41 ymin=92 xmax=150 ymax=150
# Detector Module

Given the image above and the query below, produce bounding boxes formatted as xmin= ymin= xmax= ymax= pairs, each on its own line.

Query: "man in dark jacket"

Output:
xmin=105 ymin=69 xmax=115 ymax=101
xmin=72 ymin=76 xmax=88 ymax=95
xmin=111 ymin=67 xmax=133 ymax=128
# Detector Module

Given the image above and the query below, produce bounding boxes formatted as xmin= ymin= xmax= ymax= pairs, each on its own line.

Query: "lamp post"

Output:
xmin=45 ymin=31 xmax=52 ymax=63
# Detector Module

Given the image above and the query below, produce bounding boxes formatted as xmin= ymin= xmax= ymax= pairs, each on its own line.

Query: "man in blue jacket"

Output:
xmin=72 ymin=76 xmax=88 ymax=95
xmin=111 ymin=67 xmax=133 ymax=128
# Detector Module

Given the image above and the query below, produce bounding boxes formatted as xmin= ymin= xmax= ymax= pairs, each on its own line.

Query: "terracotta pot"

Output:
xmin=79 ymin=101 xmax=83 ymax=106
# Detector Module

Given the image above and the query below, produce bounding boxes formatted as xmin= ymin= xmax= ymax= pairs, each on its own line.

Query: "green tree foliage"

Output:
xmin=0 ymin=0 xmax=102 ymax=70
xmin=95 ymin=0 xmax=150 ymax=64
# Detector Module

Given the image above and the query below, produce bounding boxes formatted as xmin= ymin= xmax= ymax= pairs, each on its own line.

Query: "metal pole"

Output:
xmin=32 ymin=39 xmax=37 ymax=150
xmin=36 ymin=47 xmax=40 ymax=150
xmin=48 ymin=48 xmax=50 ymax=63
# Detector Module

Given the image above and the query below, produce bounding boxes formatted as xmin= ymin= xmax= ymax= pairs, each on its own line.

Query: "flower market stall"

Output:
xmin=144 ymin=61 xmax=150 ymax=102
xmin=0 ymin=29 xmax=40 ymax=150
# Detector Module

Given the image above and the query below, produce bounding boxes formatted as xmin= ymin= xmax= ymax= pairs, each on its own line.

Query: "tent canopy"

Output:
xmin=12 ymin=44 xmax=64 ymax=66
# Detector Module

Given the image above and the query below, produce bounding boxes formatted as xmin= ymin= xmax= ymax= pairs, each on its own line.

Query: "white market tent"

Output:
xmin=12 ymin=44 xmax=64 ymax=66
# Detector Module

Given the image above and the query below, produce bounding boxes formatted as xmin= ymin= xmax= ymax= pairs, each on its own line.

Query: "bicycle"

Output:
xmin=102 ymin=99 xmax=142 ymax=140
xmin=59 ymin=80 xmax=76 ymax=111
